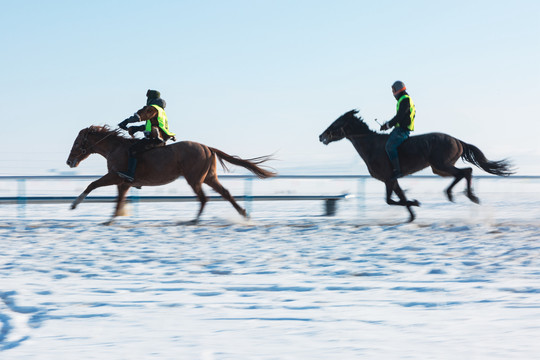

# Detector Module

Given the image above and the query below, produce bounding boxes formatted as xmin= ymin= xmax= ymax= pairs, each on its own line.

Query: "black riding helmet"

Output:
xmin=146 ymin=89 xmax=166 ymax=109
xmin=391 ymin=81 xmax=406 ymax=97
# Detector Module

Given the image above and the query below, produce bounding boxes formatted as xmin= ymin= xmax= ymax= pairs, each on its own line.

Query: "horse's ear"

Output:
xmin=343 ymin=109 xmax=359 ymax=118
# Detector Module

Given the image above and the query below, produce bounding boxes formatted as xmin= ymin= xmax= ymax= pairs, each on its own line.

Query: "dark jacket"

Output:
xmin=388 ymin=91 xmax=412 ymax=130
xmin=127 ymin=105 xmax=174 ymax=142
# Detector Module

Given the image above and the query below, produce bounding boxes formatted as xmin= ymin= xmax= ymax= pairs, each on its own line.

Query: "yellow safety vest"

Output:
xmin=396 ymin=95 xmax=415 ymax=131
xmin=145 ymin=105 xmax=175 ymax=136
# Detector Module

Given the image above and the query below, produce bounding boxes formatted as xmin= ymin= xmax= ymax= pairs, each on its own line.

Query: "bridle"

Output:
xmin=327 ymin=122 xmax=372 ymax=140
xmin=327 ymin=125 xmax=347 ymax=141
xmin=74 ymin=129 xmax=115 ymax=158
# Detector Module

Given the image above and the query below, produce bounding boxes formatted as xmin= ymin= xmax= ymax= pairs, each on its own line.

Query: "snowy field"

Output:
xmin=1 ymin=177 xmax=540 ymax=359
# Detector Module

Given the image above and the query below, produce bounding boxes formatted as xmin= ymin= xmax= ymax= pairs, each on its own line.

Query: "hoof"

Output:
xmin=446 ymin=190 xmax=454 ymax=202
xmin=467 ymin=193 xmax=480 ymax=204
xmin=410 ymin=200 xmax=420 ymax=207
xmin=406 ymin=206 xmax=416 ymax=222
xmin=178 ymin=219 xmax=199 ymax=226
xmin=101 ymin=220 xmax=113 ymax=226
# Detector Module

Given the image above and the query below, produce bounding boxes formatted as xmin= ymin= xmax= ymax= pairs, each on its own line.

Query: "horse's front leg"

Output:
xmin=114 ymin=183 xmax=132 ymax=217
xmin=384 ymin=180 xmax=420 ymax=222
xmin=103 ymin=183 xmax=131 ymax=225
xmin=71 ymin=173 xmax=120 ymax=210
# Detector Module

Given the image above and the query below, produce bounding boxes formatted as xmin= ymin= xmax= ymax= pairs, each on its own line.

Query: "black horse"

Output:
xmin=319 ymin=110 xmax=514 ymax=222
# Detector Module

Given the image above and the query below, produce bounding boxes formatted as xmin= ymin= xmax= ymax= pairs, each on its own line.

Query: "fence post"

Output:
xmin=325 ymin=199 xmax=337 ymax=216
xmin=244 ymin=177 xmax=253 ymax=215
xmin=17 ymin=178 xmax=26 ymax=219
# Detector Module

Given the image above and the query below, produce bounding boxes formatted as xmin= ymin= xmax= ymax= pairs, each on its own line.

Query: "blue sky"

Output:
xmin=1 ymin=0 xmax=539 ymax=175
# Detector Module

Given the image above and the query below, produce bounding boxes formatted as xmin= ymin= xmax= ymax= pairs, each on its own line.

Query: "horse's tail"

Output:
xmin=209 ymin=147 xmax=277 ymax=179
xmin=459 ymin=140 xmax=514 ymax=176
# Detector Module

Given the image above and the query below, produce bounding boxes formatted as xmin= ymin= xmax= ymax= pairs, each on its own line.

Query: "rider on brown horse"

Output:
xmin=380 ymin=81 xmax=416 ymax=180
xmin=117 ymin=90 xmax=176 ymax=182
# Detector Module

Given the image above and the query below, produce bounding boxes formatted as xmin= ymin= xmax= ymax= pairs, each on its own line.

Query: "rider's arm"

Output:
xmin=119 ymin=105 xmax=159 ymax=130
xmin=128 ymin=125 xmax=146 ymax=137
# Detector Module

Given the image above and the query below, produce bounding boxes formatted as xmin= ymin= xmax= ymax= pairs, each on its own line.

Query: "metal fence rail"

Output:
xmin=1 ymin=174 xmax=538 ymax=218
xmin=1 ymin=175 xmax=361 ymax=217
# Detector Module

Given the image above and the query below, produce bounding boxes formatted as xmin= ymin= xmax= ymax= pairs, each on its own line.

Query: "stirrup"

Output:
xmin=117 ymin=171 xmax=134 ymax=182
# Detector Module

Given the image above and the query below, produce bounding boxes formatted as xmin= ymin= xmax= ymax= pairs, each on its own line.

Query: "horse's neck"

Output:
xmin=91 ymin=135 xmax=127 ymax=158
xmin=348 ymin=135 xmax=385 ymax=164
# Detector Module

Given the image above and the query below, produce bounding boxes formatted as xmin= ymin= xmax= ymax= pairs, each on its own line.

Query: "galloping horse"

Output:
xmin=319 ymin=110 xmax=514 ymax=222
xmin=67 ymin=125 xmax=276 ymax=224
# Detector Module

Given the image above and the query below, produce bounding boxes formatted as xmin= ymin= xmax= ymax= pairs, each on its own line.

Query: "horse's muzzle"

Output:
xmin=66 ymin=159 xmax=78 ymax=168
xmin=319 ymin=134 xmax=330 ymax=145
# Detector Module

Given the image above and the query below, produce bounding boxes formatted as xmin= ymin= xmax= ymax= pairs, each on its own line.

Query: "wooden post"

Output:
xmin=324 ymin=198 xmax=337 ymax=216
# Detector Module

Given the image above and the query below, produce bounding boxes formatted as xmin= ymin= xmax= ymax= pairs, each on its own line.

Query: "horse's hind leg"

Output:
xmin=462 ymin=168 xmax=479 ymax=204
xmin=188 ymin=183 xmax=208 ymax=224
xmin=433 ymin=165 xmax=478 ymax=203
xmin=204 ymin=174 xmax=247 ymax=218
xmin=183 ymin=151 xmax=213 ymax=224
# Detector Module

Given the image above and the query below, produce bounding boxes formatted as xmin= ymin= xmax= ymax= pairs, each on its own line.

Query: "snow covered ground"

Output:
xmin=1 ymin=177 xmax=540 ymax=359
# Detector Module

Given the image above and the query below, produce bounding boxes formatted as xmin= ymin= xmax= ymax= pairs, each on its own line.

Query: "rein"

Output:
xmin=77 ymin=130 xmax=116 ymax=157
xmin=331 ymin=126 xmax=374 ymax=140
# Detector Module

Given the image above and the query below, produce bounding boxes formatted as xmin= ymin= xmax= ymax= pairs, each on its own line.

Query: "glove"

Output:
xmin=129 ymin=125 xmax=145 ymax=137
xmin=118 ymin=114 xmax=141 ymax=130
xmin=118 ymin=119 xmax=129 ymax=130
xmin=380 ymin=122 xmax=390 ymax=131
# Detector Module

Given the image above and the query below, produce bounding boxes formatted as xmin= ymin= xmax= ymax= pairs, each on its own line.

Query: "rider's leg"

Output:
xmin=385 ymin=127 xmax=409 ymax=180
xmin=117 ymin=142 xmax=144 ymax=182
xmin=117 ymin=157 xmax=138 ymax=182
xmin=117 ymin=139 xmax=164 ymax=182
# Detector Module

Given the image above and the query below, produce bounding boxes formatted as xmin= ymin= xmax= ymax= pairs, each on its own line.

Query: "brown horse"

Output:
xmin=319 ymin=110 xmax=514 ymax=222
xmin=66 ymin=125 xmax=276 ymax=224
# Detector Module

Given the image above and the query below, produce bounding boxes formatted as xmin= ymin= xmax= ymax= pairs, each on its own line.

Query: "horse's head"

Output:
xmin=66 ymin=127 xmax=92 ymax=168
xmin=66 ymin=125 xmax=118 ymax=168
xmin=319 ymin=110 xmax=373 ymax=145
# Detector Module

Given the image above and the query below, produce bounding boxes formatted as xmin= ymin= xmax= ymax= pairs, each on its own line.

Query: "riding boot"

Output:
xmin=389 ymin=156 xmax=403 ymax=181
xmin=117 ymin=157 xmax=138 ymax=182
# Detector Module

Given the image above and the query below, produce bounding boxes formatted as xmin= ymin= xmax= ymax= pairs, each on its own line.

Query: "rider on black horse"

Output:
xmin=117 ymin=90 xmax=176 ymax=182
xmin=380 ymin=80 xmax=416 ymax=180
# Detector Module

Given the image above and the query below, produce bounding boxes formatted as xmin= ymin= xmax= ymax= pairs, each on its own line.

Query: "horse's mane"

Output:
xmin=87 ymin=125 xmax=134 ymax=141
xmin=343 ymin=109 xmax=377 ymax=135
